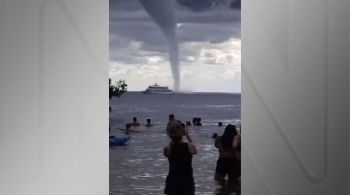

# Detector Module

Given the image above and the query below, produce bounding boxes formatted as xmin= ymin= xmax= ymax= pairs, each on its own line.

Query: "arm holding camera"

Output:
xmin=184 ymin=126 xmax=197 ymax=154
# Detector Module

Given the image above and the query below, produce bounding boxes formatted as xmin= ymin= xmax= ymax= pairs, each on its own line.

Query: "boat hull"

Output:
xmin=144 ymin=83 xmax=173 ymax=94
xmin=143 ymin=90 xmax=174 ymax=95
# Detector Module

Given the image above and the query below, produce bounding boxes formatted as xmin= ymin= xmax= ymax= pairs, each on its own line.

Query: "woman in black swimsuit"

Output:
xmin=164 ymin=121 xmax=197 ymax=195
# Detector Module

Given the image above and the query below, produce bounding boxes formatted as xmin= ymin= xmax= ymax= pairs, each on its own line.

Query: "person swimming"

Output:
xmin=192 ymin=117 xmax=202 ymax=126
xmin=130 ymin=117 xmax=141 ymax=127
xmin=145 ymin=118 xmax=153 ymax=127
xmin=125 ymin=123 xmax=140 ymax=135
xmin=218 ymin=122 xmax=223 ymax=127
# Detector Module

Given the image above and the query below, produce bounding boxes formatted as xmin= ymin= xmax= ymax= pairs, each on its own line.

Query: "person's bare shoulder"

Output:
xmin=164 ymin=145 xmax=171 ymax=157
xmin=188 ymin=143 xmax=197 ymax=155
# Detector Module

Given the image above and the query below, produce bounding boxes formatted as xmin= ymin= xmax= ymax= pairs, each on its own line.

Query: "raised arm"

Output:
xmin=184 ymin=126 xmax=193 ymax=143
xmin=184 ymin=128 xmax=197 ymax=154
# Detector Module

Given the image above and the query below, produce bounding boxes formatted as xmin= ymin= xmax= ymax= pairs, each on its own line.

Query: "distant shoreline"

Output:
xmin=125 ymin=91 xmax=241 ymax=95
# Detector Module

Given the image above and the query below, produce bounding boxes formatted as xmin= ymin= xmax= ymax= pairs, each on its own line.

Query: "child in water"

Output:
xmin=164 ymin=121 xmax=197 ymax=195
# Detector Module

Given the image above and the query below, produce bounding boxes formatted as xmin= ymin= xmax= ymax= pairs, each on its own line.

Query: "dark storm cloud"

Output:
xmin=110 ymin=21 xmax=165 ymax=47
xmin=109 ymin=0 xmax=240 ymax=63
xmin=109 ymin=0 xmax=143 ymax=11
xmin=176 ymin=0 xmax=241 ymax=11
xmin=109 ymin=0 xmax=241 ymax=11
xmin=110 ymin=5 xmax=240 ymax=24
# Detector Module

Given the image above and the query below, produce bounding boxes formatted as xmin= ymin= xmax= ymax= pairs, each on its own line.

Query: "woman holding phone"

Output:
xmin=164 ymin=120 xmax=197 ymax=195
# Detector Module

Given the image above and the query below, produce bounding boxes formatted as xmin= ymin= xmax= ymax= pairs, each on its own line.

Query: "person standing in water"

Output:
xmin=166 ymin=114 xmax=176 ymax=135
xmin=214 ymin=124 xmax=241 ymax=186
xmin=168 ymin=114 xmax=175 ymax=122
xmin=164 ymin=120 xmax=197 ymax=195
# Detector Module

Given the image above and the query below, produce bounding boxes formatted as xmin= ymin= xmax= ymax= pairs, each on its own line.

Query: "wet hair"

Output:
xmin=222 ymin=124 xmax=238 ymax=150
xmin=167 ymin=121 xmax=184 ymax=143
xmin=133 ymin=117 xmax=137 ymax=122
xmin=126 ymin=123 xmax=131 ymax=129
xmin=218 ymin=122 xmax=223 ymax=127
xmin=147 ymin=118 xmax=151 ymax=123
xmin=169 ymin=114 xmax=175 ymax=121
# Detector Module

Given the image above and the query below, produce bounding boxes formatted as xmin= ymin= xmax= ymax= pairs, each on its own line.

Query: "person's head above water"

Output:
xmin=222 ymin=124 xmax=238 ymax=149
xmin=147 ymin=118 xmax=151 ymax=123
xmin=133 ymin=117 xmax=137 ymax=122
xmin=169 ymin=114 xmax=175 ymax=121
xmin=192 ymin=117 xmax=197 ymax=123
xmin=167 ymin=120 xmax=184 ymax=143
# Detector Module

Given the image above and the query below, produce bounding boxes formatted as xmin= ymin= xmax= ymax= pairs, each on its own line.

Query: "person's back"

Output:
xmin=165 ymin=142 xmax=194 ymax=194
xmin=168 ymin=143 xmax=193 ymax=176
xmin=164 ymin=120 xmax=196 ymax=195
xmin=215 ymin=136 xmax=235 ymax=158
xmin=214 ymin=124 xmax=241 ymax=186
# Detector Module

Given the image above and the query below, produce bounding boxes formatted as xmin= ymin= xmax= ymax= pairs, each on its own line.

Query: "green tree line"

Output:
xmin=109 ymin=79 xmax=127 ymax=99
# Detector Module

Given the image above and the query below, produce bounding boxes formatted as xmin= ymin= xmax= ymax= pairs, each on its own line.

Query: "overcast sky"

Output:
xmin=109 ymin=0 xmax=241 ymax=93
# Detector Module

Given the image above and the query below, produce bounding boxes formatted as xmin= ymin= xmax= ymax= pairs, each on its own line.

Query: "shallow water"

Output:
xmin=110 ymin=92 xmax=240 ymax=195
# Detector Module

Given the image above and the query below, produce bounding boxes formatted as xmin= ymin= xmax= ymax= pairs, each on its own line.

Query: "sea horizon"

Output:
xmin=125 ymin=90 xmax=241 ymax=95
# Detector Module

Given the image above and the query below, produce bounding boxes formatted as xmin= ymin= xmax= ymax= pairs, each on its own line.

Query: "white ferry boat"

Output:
xmin=144 ymin=83 xmax=173 ymax=95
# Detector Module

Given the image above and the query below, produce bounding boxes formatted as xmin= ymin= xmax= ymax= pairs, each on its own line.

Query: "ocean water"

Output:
xmin=109 ymin=92 xmax=241 ymax=195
